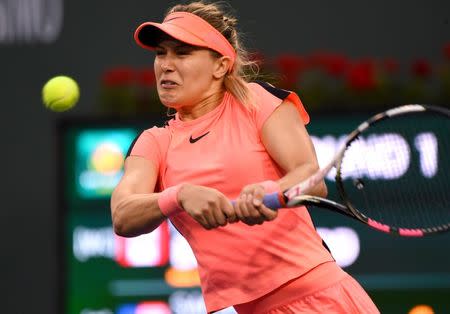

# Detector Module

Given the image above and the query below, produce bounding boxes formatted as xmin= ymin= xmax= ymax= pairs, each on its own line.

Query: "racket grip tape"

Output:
xmin=262 ymin=192 xmax=286 ymax=210
xmin=231 ymin=192 xmax=286 ymax=210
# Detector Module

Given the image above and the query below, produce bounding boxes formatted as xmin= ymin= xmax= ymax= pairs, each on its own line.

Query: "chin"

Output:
xmin=158 ymin=93 xmax=177 ymax=107
xmin=159 ymin=98 xmax=180 ymax=109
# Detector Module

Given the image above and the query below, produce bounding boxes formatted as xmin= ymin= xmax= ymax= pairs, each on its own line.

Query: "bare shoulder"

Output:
xmin=261 ymin=100 xmax=313 ymax=171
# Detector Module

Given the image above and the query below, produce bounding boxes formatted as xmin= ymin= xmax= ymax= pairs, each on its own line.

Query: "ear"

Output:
xmin=212 ymin=56 xmax=232 ymax=79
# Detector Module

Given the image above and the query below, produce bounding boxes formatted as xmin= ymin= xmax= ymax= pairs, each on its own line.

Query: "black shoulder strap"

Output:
xmin=254 ymin=80 xmax=291 ymax=100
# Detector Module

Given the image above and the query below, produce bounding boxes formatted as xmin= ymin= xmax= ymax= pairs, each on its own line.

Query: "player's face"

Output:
xmin=154 ymin=39 xmax=219 ymax=109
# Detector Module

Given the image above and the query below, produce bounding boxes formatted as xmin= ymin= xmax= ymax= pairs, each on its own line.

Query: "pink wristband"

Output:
xmin=259 ymin=180 xmax=281 ymax=193
xmin=157 ymin=185 xmax=184 ymax=217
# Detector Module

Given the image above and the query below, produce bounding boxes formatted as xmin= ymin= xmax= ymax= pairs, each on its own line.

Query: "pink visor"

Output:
xmin=134 ymin=12 xmax=236 ymax=71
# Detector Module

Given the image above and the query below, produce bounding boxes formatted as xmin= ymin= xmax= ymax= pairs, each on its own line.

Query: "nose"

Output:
xmin=161 ymin=62 xmax=173 ymax=72
xmin=159 ymin=56 xmax=175 ymax=72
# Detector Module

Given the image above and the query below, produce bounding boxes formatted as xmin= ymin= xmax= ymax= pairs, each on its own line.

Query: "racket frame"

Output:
xmin=278 ymin=104 xmax=450 ymax=236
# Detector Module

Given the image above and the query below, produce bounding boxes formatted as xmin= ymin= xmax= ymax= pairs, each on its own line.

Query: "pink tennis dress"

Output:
xmin=129 ymin=82 xmax=378 ymax=313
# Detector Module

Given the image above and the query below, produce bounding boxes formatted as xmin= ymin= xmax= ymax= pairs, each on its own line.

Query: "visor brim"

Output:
xmin=134 ymin=22 xmax=209 ymax=50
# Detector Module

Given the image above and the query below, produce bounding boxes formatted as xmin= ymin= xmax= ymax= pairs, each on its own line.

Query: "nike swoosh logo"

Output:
xmin=164 ymin=16 xmax=184 ymax=23
xmin=189 ymin=131 xmax=210 ymax=143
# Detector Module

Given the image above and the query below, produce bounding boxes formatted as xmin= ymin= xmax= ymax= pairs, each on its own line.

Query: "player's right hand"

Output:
xmin=177 ymin=183 xmax=237 ymax=229
xmin=234 ymin=183 xmax=278 ymax=226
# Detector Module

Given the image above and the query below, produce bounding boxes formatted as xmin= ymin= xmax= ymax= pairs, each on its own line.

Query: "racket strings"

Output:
xmin=338 ymin=110 xmax=449 ymax=231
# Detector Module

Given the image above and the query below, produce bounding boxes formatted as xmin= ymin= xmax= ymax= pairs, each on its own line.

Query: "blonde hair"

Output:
xmin=167 ymin=1 xmax=259 ymax=108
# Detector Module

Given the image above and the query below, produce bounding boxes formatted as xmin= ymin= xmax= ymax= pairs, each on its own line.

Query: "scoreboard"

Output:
xmin=59 ymin=115 xmax=450 ymax=314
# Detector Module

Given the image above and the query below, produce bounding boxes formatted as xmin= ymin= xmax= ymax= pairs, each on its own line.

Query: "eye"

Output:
xmin=155 ymin=48 xmax=166 ymax=56
xmin=176 ymin=49 xmax=191 ymax=56
xmin=175 ymin=45 xmax=197 ymax=56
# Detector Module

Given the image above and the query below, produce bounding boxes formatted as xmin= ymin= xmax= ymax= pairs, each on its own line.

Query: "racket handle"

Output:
xmin=262 ymin=192 xmax=284 ymax=210
xmin=231 ymin=192 xmax=285 ymax=210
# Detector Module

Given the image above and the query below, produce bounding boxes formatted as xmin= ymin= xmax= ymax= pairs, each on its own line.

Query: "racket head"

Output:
xmin=335 ymin=104 xmax=450 ymax=236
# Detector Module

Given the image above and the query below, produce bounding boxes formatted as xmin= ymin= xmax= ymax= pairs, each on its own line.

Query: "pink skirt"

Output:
xmin=234 ymin=263 xmax=379 ymax=314
xmin=264 ymin=275 xmax=379 ymax=314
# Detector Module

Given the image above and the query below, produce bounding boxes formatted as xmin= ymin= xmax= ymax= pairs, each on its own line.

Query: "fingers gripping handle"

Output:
xmin=231 ymin=192 xmax=285 ymax=210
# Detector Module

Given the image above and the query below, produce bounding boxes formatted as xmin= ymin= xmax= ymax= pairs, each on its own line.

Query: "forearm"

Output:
xmin=277 ymin=163 xmax=328 ymax=198
xmin=111 ymin=193 xmax=166 ymax=237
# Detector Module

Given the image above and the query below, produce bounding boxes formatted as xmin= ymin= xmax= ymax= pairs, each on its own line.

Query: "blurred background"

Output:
xmin=1 ymin=0 xmax=449 ymax=313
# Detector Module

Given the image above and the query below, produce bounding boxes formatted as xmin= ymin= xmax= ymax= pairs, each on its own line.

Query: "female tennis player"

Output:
xmin=111 ymin=1 xmax=379 ymax=313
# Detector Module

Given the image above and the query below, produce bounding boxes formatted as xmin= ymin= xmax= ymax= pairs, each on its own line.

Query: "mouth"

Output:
xmin=160 ymin=79 xmax=179 ymax=89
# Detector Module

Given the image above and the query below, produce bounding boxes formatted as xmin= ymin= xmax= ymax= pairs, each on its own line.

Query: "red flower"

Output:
xmin=443 ymin=43 xmax=450 ymax=61
xmin=325 ymin=54 xmax=349 ymax=78
xmin=275 ymin=54 xmax=306 ymax=88
xmin=382 ymin=58 xmax=399 ymax=74
xmin=102 ymin=67 xmax=134 ymax=86
xmin=137 ymin=69 xmax=156 ymax=86
xmin=411 ymin=59 xmax=432 ymax=78
xmin=307 ymin=51 xmax=330 ymax=69
xmin=347 ymin=59 xmax=377 ymax=90
xmin=306 ymin=52 xmax=349 ymax=77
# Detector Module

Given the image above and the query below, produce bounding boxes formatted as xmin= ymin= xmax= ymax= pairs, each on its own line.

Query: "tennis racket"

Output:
xmin=262 ymin=104 xmax=450 ymax=237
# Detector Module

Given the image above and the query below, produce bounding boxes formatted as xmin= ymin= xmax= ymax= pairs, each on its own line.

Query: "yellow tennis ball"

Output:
xmin=42 ymin=76 xmax=80 ymax=112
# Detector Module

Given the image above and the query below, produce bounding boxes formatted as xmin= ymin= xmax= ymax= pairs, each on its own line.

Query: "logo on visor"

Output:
xmin=164 ymin=16 xmax=184 ymax=23
xmin=189 ymin=132 xmax=210 ymax=143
